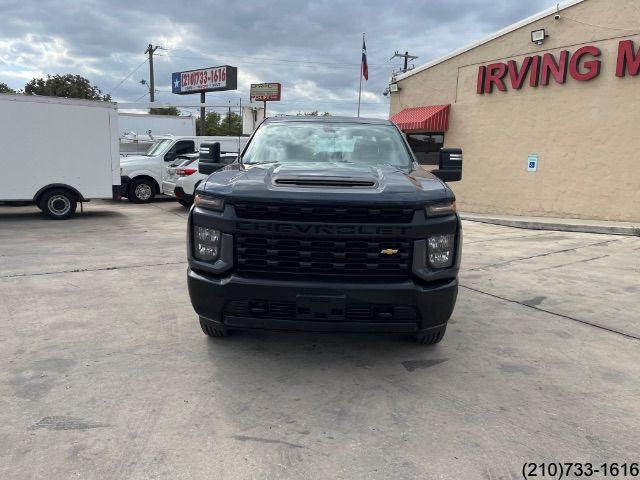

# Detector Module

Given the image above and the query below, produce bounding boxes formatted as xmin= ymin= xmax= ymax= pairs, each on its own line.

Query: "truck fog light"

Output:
xmin=427 ymin=234 xmax=455 ymax=268
xmin=194 ymin=226 xmax=220 ymax=261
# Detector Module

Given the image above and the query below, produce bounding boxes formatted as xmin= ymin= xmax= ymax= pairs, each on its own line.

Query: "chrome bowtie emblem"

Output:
xmin=380 ymin=248 xmax=399 ymax=255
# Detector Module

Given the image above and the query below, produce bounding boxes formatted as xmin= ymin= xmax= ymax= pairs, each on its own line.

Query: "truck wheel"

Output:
xmin=128 ymin=178 xmax=155 ymax=203
xmin=414 ymin=325 xmax=446 ymax=345
xmin=40 ymin=189 xmax=77 ymax=220
xmin=199 ymin=317 xmax=229 ymax=338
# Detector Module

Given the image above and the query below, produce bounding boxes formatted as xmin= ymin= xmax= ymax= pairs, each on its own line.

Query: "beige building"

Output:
xmin=390 ymin=0 xmax=640 ymax=222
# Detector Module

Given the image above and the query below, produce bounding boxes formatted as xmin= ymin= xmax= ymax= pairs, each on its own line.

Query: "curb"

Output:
xmin=460 ymin=214 xmax=639 ymax=236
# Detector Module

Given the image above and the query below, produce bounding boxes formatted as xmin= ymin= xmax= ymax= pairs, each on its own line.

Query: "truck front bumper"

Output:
xmin=188 ymin=268 xmax=457 ymax=334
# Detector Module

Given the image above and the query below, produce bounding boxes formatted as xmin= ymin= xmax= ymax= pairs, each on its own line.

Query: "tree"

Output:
xmin=149 ymin=106 xmax=181 ymax=116
xmin=24 ymin=74 xmax=111 ymax=101
xmin=196 ymin=111 xmax=243 ymax=136
xmin=196 ymin=111 xmax=222 ymax=136
xmin=0 ymin=83 xmax=15 ymax=94
xmin=220 ymin=112 xmax=242 ymax=135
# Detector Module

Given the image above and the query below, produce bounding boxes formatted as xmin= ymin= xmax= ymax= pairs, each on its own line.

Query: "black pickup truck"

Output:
xmin=187 ymin=116 xmax=462 ymax=345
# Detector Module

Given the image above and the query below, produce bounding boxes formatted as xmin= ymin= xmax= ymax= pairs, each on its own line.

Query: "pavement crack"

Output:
xmin=459 ymin=284 xmax=640 ymax=341
xmin=528 ymin=255 xmax=610 ymax=273
xmin=232 ymin=435 xmax=306 ymax=449
xmin=0 ymin=261 xmax=185 ymax=279
xmin=469 ymin=239 xmax=622 ymax=271
xmin=464 ymin=232 xmax=551 ymax=244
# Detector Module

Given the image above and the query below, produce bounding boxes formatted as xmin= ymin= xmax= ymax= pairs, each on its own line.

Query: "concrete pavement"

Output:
xmin=1 ymin=200 xmax=639 ymax=479
xmin=461 ymin=212 xmax=640 ymax=236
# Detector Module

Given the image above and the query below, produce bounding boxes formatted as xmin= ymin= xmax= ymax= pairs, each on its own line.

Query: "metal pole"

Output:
xmin=144 ymin=44 xmax=158 ymax=102
xmin=238 ymin=97 xmax=242 ymax=156
xmin=263 ymin=100 xmax=267 ymax=119
xmin=357 ymin=33 xmax=364 ymax=117
xmin=200 ymin=92 xmax=206 ymax=136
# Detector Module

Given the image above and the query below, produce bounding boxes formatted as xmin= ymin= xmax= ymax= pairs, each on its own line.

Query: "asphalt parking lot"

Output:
xmin=1 ymin=200 xmax=639 ymax=479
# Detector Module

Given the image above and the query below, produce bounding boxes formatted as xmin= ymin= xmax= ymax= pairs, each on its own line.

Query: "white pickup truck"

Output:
xmin=120 ymin=135 xmax=245 ymax=203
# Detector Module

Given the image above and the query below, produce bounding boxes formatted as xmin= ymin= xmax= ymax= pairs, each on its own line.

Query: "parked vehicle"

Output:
xmin=170 ymin=149 xmax=238 ymax=207
xmin=186 ymin=116 xmax=463 ymax=344
xmin=120 ymin=132 xmax=171 ymax=157
xmin=118 ymin=112 xmax=196 ymax=137
xmin=120 ymin=135 xmax=245 ymax=203
xmin=162 ymin=156 xmax=199 ymax=206
xmin=0 ymin=94 xmax=120 ymax=219
xmin=118 ymin=113 xmax=196 ymax=156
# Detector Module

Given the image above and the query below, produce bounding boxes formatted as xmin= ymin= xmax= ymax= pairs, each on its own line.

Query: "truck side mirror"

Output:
xmin=198 ymin=142 xmax=222 ymax=175
xmin=431 ymin=148 xmax=462 ymax=182
xmin=164 ymin=150 xmax=177 ymax=162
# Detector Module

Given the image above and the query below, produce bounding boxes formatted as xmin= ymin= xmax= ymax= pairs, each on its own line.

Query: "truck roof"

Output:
xmin=263 ymin=115 xmax=394 ymax=126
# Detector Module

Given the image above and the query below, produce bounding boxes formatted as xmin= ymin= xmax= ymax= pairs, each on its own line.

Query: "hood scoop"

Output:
xmin=274 ymin=175 xmax=377 ymax=189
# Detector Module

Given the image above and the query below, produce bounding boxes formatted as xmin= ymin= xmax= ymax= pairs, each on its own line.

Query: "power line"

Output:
xmin=132 ymin=91 xmax=149 ymax=102
xmin=109 ymin=58 xmax=148 ymax=94
xmin=162 ymin=49 xmax=393 ymax=68
xmin=561 ymin=14 xmax=640 ymax=32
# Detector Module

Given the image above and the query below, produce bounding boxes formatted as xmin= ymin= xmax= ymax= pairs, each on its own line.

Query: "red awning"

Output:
xmin=391 ymin=105 xmax=450 ymax=132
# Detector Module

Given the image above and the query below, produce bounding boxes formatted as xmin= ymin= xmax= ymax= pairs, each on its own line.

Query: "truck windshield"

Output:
xmin=242 ymin=122 xmax=412 ymax=169
xmin=145 ymin=139 xmax=172 ymax=156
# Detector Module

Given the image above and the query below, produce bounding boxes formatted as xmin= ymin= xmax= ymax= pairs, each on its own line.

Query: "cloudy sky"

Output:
xmin=0 ymin=0 xmax=561 ymax=118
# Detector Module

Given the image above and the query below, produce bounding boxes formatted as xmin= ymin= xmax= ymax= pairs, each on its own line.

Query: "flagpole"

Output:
xmin=357 ymin=32 xmax=364 ymax=118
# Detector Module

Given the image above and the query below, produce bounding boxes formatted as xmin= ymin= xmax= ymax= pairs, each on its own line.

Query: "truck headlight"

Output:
xmin=426 ymin=201 xmax=456 ymax=217
xmin=427 ymin=234 xmax=455 ymax=269
xmin=194 ymin=194 xmax=224 ymax=211
xmin=194 ymin=226 xmax=220 ymax=261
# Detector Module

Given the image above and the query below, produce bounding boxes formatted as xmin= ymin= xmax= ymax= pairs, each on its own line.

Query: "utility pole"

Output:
xmin=391 ymin=51 xmax=419 ymax=73
xmin=144 ymin=44 xmax=159 ymax=102
xmin=200 ymin=92 xmax=205 ymax=136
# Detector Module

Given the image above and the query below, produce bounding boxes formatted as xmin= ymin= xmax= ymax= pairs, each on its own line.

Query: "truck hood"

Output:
xmin=120 ymin=154 xmax=152 ymax=165
xmin=202 ymin=162 xmax=452 ymax=206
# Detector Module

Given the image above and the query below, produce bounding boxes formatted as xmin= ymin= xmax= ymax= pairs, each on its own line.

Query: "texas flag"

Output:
xmin=361 ymin=38 xmax=369 ymax=81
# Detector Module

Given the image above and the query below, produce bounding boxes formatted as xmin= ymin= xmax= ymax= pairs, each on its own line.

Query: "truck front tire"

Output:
xmin=128 ymin=178 xmax=156 ymax=203
xmin=414 ymin=325 xmax=447 ymax=345
xmin=199 ymin=317 xmax=229 ymax=338
xmin=40 ymin=189 xmax=77 ymax=220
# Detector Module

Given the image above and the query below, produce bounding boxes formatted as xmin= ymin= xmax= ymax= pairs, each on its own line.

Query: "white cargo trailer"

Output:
xmin=0 ymin=94 xmax=120 ymax=219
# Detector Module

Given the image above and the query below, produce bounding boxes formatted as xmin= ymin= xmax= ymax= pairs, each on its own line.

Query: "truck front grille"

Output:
xmin=235 ymin=235 xmax=412 ymax=279
xmin=233 ymin=202 xmax=415 ymax=223
xmin=225 ymin=300 xmax=418 ymax=322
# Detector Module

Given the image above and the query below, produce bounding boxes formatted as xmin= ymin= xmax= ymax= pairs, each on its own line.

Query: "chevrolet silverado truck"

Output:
xmin=187 ymin=116 xmax=463 ymax=345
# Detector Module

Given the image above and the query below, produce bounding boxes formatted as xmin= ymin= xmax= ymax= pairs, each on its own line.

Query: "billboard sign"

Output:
xmin=172 ymin=66 xmax=238 ymax=94
xmin=250 ymin=83 xmax=282 ymax=101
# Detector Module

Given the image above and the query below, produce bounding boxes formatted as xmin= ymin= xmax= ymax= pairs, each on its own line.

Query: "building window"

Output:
xmin=406 ymin=133 xmax=444 ymax=166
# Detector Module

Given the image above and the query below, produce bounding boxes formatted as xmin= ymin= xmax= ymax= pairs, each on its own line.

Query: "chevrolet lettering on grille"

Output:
xmin=236 ymin=222 xmax=411 ymax=236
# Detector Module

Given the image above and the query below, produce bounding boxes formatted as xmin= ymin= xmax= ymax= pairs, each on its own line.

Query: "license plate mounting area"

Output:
xmin=296 ymin=294 xmax=346 ymax=321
